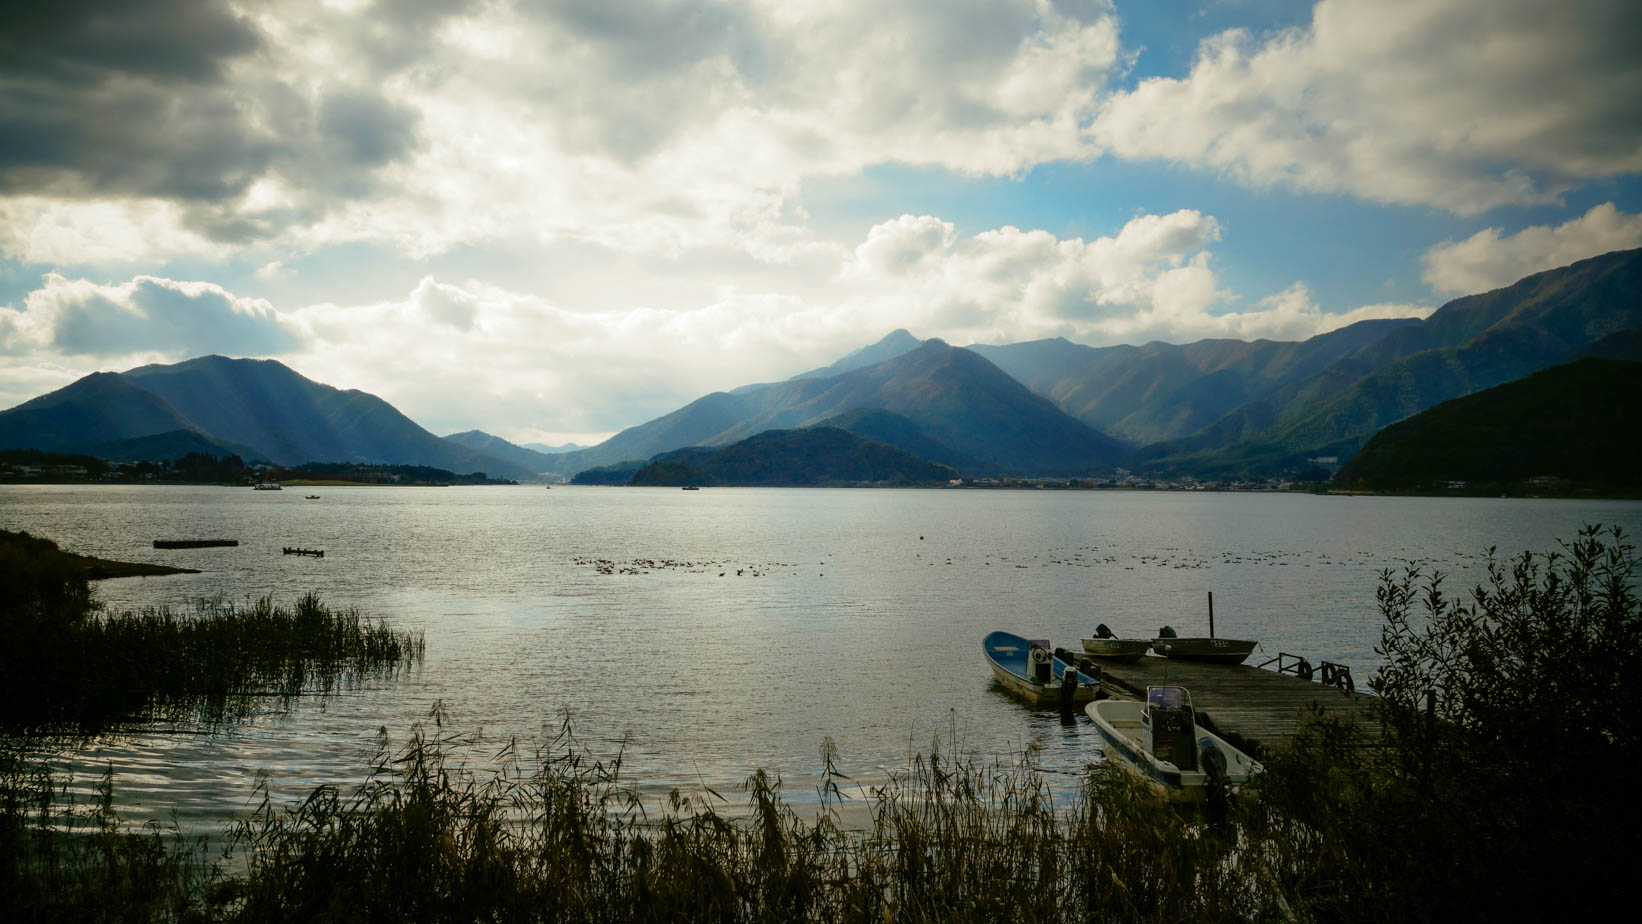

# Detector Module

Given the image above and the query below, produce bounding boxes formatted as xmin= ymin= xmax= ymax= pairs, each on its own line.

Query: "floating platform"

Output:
xmin=153 ymin=539 xmax=238 ymax=549
xmin=1091 ymin=655 xmax=1378 ymax=754
xmin=282 ymin=547 xmax=324 ymax=557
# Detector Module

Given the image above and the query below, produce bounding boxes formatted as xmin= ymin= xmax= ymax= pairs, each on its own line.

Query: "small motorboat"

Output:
xmin=1150 ymin=593 xmax=1259 ymax=665
xmin=1087 ymin=685 xmax=1260 ymax=801
xmin=1080 ymin=623 xmax=1152 ymax=663
xmin=1150 ymin=625 xmax=1257 ymax=665
xmin=982 ymin=631 xmax=1100 ymax=707
xmin=305 ymin=495 xmax=320 ymax=499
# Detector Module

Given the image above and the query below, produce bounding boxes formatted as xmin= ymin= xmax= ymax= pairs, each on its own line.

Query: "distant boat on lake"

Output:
xmin=982 ymin=630 xmax=1099 ymax=707
xmin=254 ymin=482 xmax=282 ymax=491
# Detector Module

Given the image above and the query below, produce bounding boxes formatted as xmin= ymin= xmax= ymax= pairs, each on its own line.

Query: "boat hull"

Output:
xmin=1150 ymin=637 xmax=1257 ymax=665
xmin=1079 ymin=638 xmax=1152 ymax=663
xmin=1086 ymin=699 xmax=1260 ymax=801
xmin=983 ymin=631 xmax=1100 ymax=706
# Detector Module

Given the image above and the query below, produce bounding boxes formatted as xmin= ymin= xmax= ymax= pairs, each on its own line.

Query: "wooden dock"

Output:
xmin=1089 ymin=656 xmax=1379 ymax=754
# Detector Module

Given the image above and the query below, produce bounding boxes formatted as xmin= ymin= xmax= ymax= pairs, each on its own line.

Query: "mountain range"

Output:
xmin=3 ymin=248 xmax=1638 ymax=485
xmin=0 ymin=356 xmax=551 ymax=481
xmin=542 ymin=338 xmax=1130 ymax=477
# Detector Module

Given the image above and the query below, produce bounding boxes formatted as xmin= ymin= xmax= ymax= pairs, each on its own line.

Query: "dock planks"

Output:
xmin=1091 ymin=655 xmax=1379 ymax=753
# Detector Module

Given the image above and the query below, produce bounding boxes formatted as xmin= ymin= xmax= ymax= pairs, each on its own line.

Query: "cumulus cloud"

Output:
xmin=0 ymin=274 xmax=301 ymax=359
xmin=1091 ymin=0 xmax=1642 ymax=215
xmin=839 ymin=211 xmax=1427 ymax=346
xmin=1421 ymin=203 xmax=1642 ymax=295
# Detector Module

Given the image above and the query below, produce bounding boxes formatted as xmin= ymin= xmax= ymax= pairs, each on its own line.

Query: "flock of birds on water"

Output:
xmin=571 ymin=545 xmax=1490 ymax=579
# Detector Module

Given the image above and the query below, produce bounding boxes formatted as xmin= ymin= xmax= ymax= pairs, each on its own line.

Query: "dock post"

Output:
xmin=1208 ymin=591 xmax=1215 ymax=638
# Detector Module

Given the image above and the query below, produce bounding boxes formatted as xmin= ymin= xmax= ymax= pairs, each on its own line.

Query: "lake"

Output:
xmin=4 ymin=484 xmax=1639 ymax=830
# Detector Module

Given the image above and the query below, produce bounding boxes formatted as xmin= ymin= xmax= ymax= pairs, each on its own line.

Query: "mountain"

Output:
xmin=816 ymin=407 xmax=985 ymax=472
xmin=789 ymin=329 xmax=926 ymax=380
xmin=968 ymin=318 xmax=1419 ymax=445
xmin=626 ymin=426 xmax=958 ymax=486
xmin=521 ymin=442 xmax=585 ymax=454
xmin=442 ymin=430 xmax=556 ymax=475
xmin=1135 ymin=248 xmax=1642 ymax=475
xmin=0 ymin=356 xmax=540 ymax=480
xmin=550 ymin=340 xmax=1132 ymax=477
xmin=0 ymin=372 xmax=207 ymax=453
xmin=1332 ymin=358 xmax=1642 ymax=493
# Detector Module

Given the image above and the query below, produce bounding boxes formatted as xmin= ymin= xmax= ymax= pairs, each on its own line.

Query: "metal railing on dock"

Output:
xmin=1257 ymin=651 xmax=1356 ymax=693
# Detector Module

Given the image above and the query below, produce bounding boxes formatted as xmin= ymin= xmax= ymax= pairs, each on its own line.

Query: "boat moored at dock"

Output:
xmin=1081 ymin=623 xmax=1152 ymax=663
xmin=982 ymin=630 xmax=1100 ymax=707
xmin=1151 ymin=627 xmax=1258 ymax=665
xmin=1087 ymin=685 xmax=1261 ymax=801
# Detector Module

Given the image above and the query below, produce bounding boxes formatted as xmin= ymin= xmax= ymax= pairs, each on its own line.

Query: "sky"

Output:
xmin=2 ymin=0 xmax=1640 ymax=446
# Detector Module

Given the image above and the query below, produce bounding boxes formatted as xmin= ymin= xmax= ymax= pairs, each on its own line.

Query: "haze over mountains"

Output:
xmin=3 ymin=249 xmax=1638 ymax=485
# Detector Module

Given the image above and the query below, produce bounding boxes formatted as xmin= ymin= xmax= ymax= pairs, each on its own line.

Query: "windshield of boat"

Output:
xmin=1147 ymin=686 xmax=1190 ymax=709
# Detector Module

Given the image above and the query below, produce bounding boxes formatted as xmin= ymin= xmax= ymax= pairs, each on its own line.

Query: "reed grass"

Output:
xmin=2 ymin=712 xmax=1316 ymax=923
xmin=1 ymin=593 xmax=424 ymax=735
xmin=1 ymin=529 xmax=424 ymax=735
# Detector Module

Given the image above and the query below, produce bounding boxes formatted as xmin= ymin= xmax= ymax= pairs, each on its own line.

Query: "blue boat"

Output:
xmin=982 ymin=630 xmax=1100 ymax=706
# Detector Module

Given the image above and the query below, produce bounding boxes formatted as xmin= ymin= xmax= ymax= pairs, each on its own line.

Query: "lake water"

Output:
xmin=4 ymin=485 xmax=1640 ymax=830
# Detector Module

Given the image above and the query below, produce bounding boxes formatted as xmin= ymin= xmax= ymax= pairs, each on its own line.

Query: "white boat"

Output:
xmin=1086 ymin=685 xmax=1261 ymax=801
xmin=253 ymin=482 xmax=282 ymax=491
xmin=982 ymin=631 xmax=1100 ymax=707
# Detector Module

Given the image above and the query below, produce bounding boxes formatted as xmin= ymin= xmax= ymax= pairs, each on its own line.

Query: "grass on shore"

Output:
xmin=1 ymin=529 xmax=424 ymax=736
xmin=3 ymin=717 xmax=1288 ymax=923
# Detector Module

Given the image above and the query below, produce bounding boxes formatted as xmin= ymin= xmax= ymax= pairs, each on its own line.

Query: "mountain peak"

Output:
xmin=790 ymin=330 xmax=929 ymax=381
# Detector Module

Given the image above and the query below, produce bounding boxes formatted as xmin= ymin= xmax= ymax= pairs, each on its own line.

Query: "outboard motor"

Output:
xmin=1028 ymin=645 xmax=1053 ymax=684
xmin=1198 ymin=739 xmax=1228 ymax=782
xmin=1059 ymin=667 xmax=1081 ymax=707
xmin=1095 ymin=623 xmax=1115 ymax=639
xmin=1146 ymin=686 xmax=1198 ymax=771
xmin=1157 ymin=625 xmax=1178 ymax=639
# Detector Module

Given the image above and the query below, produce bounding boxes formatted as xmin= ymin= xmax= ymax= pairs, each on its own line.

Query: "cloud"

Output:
xmin=839 ymin=211 xmax=1427 ymax=345
xmin=0 ymin=0 xmax=1123 ymax=265
xmin=0 ymin=0 xmax=432 ymax=260
xmin=845 ymin=215 xmax=957 ymax=278
xmin=1091 ymin=0 xmax=1642 ymax=215
xmin=1 ymin=273 xmax=302 ymax=358
xmin=1421 ymin=203 xmax=1642 ymax=295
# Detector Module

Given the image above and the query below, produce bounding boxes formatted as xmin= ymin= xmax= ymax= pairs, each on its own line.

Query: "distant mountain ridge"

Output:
xmin=551 ymin=337 xmax=1132 ymax=477
xmin=968 ymin=318 xmax=1419 ymax=446
xmin=1135 ymin=248 xmax=1642 ymax=475
xmin=6 ymin=249 xmax=1636 ymax=486
xmin=0 ymin=356 xmax=540 ymax=480
xmin=442 ymin=430 xmax=556 ymax=475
